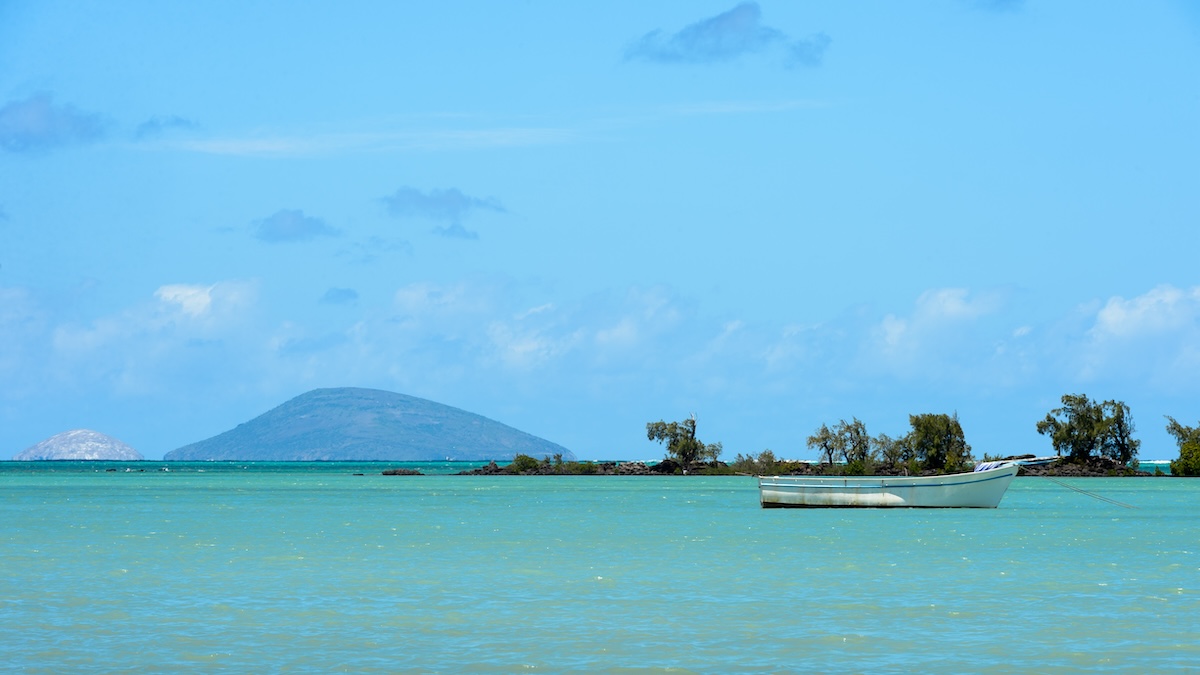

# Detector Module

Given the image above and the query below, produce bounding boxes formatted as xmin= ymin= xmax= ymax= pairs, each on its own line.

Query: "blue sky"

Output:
xmin=2 ymin=1 xmax=1198 ymax=461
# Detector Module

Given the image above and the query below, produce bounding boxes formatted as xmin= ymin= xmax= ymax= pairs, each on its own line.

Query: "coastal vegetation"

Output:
xmin=458 ymin=454 xmax=672 ymax=475
xmin=1166 ymin=416 xmax=1200 ymax=477
xmin=732 ymin=413 xmax=974 ymax=476
xmin=1036 ymin=394 xmax=1139 ymax=466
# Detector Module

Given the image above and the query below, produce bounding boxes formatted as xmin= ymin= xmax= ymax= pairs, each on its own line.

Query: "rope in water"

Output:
xmin=1043 ymin=476 xmax=1138 ymax=509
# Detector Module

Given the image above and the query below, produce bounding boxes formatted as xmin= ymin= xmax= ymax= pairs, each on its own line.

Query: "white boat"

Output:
xmin=758 ymin=462 xmax=1019 ymax=509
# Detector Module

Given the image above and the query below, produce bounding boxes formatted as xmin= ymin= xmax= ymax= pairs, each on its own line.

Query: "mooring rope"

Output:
xmin=1043 ymin=476 xmax=1138 ymax=509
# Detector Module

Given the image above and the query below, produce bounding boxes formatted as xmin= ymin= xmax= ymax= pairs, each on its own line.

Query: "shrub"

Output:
xmin=1170 ymin=440 xmax=1200 ymax=477
xmin=507 ymin=454 xmax=542 ymax=474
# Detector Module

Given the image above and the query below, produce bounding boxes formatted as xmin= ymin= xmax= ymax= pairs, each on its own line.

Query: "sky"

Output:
xmin=2 ymin=1 xmax=1199 ymax=461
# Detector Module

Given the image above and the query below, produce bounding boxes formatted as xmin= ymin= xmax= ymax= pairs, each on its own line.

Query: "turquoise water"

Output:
xmin=1 ymin=466 xmax=1197 ymax=673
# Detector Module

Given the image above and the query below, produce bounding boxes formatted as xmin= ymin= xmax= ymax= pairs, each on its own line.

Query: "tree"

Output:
xmin=1099 ymin=400 xmax=1140 ymax=465
xmin=1036 ymin=394 xmax=1104 ymax=462
xmin=806 ymin=423 xmax=841 ymax=468
xmin=1036 ymin=394 xmax=1140 ymax=465
xmin=834 ymin=418 xmax=871 ymax=464
xmin=646 ymin=415 xmax=723 ymax=470
xmin=1166 ymin=416 xmax=1200 ymax=477
xmin=907 ymin=413 xmax=973 ymax=473
xmin=805 ymin=418 xmax=876 ymax=474
xmin=874 ymin=432 xmax=912 ymax=468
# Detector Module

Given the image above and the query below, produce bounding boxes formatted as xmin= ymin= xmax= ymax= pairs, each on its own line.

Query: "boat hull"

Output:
xmin=758 ymin=463 xmax=1019 ymax=508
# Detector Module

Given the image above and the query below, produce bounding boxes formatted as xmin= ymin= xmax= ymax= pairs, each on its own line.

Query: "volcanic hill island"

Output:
xmin=14 ymin=429 xmax=144 ymax=461
xmin=164 ymin=387 xmax=574 ymax=462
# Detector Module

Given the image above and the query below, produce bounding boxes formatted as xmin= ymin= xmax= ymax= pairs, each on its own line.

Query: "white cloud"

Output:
xmin=1076 ymin=285 xmax=1200 ymax=387
xmin=154 ymin=281 xmax=256 ymax=321
xmin=872 ymin=288 xmax=1001 ymax=359
xmin=1090 ymin=284 xmax=1200 ymax=339
xmin=155 ymin=284 xmax=215 ymax=317
xmin=861 ymin=287 xmax=1018 ymax=382
xmin=486 ymin=320 xmax=582 ymax=370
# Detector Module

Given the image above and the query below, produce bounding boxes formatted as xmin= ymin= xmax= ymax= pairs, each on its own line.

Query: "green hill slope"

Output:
xmin=164 ymin=387 xmax=574 ymax=461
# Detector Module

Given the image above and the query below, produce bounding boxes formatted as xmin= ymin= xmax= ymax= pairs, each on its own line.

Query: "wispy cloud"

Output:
xmin=172 ymin=127 xmax=573 ymax=158
xmin=787 ymin=33 xmax=833 ymax=68
xmin=383 ymin=187 xmax=505 ymax=239
xmin=253 ymin=209 xmax=339 ymax=243
xmin=147 ymin=100 xmax=821 ymax=159
xmin=336 ymin=235 xmax=412 ymax=265
xmin=625 ymin=2 xmax=830 ymax=68
xmin=0 ymin=93 xmax=106 ymax=153
xmin=135 ymin=115 xmax=200 ymax=140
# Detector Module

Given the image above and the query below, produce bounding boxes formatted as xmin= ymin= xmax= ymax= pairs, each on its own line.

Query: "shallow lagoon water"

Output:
xmin=1 ymin=465 xmax=1197 ymax=673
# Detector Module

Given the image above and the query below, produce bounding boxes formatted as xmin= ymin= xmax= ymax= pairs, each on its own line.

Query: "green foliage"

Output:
xmin=805 ymin=418 xmax=877 ymax=475
xmin=908 ymin=413 xmax=973 ymax=473
xmin=806 ymin=424 xmax=840 ymax=467
xmin=874 ymin=432 xmax=911 ymax=467
xmin=646 ymin=415 xmax=723 ymax=469
xmin=806 ymin=413 xmax=973 ymax=475
xmin=1166 ymin=416 xmax=1200 ymax=477
xmin=568 ymin=461 xmax=598 ymax=475
xmin=507 ymin=453 xmax=542 ymax=473
xmin=835 ymin=418 xmax=871 ymax=464
xmin=729 ymin=450 xmax=811 ymax=475
xmin=1036 ymin=394 xmax=1140 ymax=464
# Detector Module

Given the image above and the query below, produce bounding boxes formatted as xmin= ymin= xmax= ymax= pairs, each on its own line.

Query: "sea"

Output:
xmin=1 ymin=461 xmax=1196 ymax=673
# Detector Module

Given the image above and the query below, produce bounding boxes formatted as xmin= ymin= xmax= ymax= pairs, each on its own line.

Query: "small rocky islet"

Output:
xmin=14 ymin=429 xmax=144 ymax=461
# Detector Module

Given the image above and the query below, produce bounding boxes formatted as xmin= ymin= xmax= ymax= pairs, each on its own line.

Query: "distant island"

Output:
xmin=164 ymin=387 xmax=575 ymax=462
xmin=14 ymin=429 xmax=144 ymax=461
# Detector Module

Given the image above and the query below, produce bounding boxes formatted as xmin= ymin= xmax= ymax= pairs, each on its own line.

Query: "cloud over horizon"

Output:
xmin=625 ymin=2 xmax=830 ymax=67
xmin=383 ymin=187 xmax=506 ymax=239
xmin=0 ymin=93 xmax=107 ymax=153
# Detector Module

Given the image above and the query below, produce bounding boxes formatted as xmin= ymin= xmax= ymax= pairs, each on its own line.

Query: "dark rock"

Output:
xmin=1018 ymin=457 xmax=1149 ymax=477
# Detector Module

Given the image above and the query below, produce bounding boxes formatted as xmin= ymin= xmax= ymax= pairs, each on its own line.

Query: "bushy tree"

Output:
xmin=1036 ymin=394 xmax=1140 ymax=464
xmin=806 ymin=414 xmax=973 ymax=474
xmin=1166 ymin=416 xmax=1200 ymax=477
xmin=646 ymin=415 xmax=722 ymax=470
xmin=907 ymin=413 xmax=973 ymax=473
xmin=730 ymin=449 xmax=784 ymax=475
xmin=1099 ymin=400 xmax=1140 ymax=465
